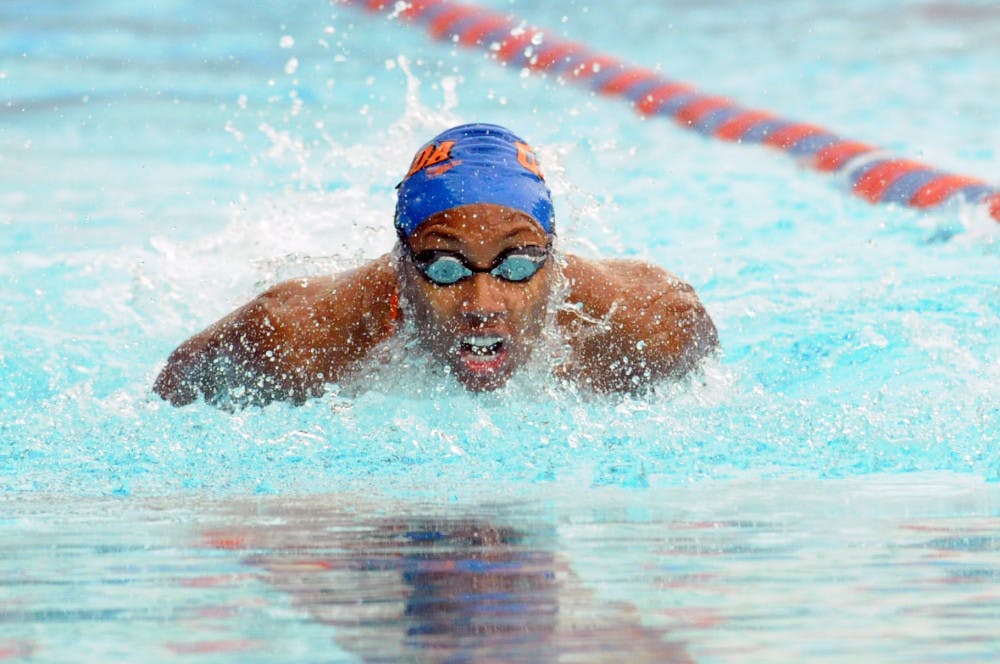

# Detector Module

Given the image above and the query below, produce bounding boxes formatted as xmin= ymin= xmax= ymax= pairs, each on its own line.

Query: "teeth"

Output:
xmin=466 ymin=335 xmax=503 ymax=348
xmin=462 ymin=335 xmax=504 ymax=356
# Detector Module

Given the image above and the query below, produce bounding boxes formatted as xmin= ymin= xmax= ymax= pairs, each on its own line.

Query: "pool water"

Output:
xmin=2 ymin=0 xmax=999 ymax=661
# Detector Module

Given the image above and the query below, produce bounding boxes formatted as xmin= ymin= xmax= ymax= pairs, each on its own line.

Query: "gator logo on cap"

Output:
xmin=405 ymin=140 xmax=456 ymax=178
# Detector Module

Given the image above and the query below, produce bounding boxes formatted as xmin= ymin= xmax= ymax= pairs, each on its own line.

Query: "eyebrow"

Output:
xmin=418 ymin=229 xmax=464 ymax=244
xmin=502 ymin=229 xmax=540 ymax=243
xmin=418 ymin=223 xmax=543 ymax=246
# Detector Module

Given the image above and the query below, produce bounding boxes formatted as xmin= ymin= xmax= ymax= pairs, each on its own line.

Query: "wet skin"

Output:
xmin=399 ymin=206 xmax=552 ymax=392
xmin=153 ymin=203 xmax=718 ymax=407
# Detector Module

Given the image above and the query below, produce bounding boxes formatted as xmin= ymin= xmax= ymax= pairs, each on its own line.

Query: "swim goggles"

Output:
xmin=403 ymin=242 xmax=551 ymax=286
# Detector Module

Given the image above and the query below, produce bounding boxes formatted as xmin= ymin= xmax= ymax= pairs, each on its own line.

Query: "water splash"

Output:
xmin=3 ymin=15 xmax=998 ymax=499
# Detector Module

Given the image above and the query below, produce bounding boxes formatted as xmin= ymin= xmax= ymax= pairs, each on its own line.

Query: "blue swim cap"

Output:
xmin=395 ymin=123 xmax=555 ymax=237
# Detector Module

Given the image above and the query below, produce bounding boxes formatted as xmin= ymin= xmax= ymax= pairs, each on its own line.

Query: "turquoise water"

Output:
xmin=2 ymin=0 xmax=999 ymax=661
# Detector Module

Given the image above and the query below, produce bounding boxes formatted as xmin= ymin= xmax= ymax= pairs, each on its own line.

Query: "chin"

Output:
xmin=455 ymin=372 xmax=511 ymax=392
xmin=449 ymin=351 xmax=518 ymax=392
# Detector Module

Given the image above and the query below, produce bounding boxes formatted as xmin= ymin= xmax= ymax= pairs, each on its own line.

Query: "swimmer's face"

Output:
xmin=400 ymin=204 xmax=553 ymax=392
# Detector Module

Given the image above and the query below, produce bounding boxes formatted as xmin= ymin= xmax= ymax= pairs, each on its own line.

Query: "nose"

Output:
xmin=459 ymin=273 xmax=507 ymax=325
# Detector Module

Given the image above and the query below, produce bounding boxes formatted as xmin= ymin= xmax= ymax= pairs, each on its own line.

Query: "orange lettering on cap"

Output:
xmin=406 ymin=145 xmax=434 ymax=177
xmin=515 ymin=141 xmax=544 ymax=180
xmin=406 ymin=140 xmax=456 ymax=178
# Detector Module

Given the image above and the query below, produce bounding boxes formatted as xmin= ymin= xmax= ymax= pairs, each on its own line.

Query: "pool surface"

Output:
xmin=2 ymin=0 xmax=999 ymax=661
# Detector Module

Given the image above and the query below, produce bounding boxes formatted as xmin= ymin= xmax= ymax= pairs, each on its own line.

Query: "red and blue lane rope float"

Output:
xmin=339 ymin=0 xmax=1000 ymax=224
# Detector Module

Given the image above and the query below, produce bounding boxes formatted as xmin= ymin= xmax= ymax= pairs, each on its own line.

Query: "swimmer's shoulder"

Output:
xmin=251 ymin=253 xmax=398 ymax=343
xmin=555 ymin=253 xmax=717 ymax=390
xmin=559 ymin=253 xmax=695 ymax=316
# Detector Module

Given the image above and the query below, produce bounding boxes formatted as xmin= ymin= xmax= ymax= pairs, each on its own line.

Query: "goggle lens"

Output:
xmin=422 ymin=256 xmax=470 ymax=285
xmin=491 ymin=254 xmax=544 ymax=282
xmin=409 ymin=245 xmax=549 ymax=286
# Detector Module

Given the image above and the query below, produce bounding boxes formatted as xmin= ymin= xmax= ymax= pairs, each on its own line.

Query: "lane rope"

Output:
xmin=339 ymin=0 xmax=1000 ymax=223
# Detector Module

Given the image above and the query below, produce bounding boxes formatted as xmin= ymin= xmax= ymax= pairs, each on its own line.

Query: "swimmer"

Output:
xmin=153 ymin=123 xmax=718 ymax=407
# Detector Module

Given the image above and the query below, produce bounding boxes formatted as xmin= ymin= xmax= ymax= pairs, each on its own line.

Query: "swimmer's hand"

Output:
xmin=152 ymin=280 xmax=333 ymax=409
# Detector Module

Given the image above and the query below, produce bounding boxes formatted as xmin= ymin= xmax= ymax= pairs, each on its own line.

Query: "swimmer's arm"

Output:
xmin=153 ymin=256 xmax=398 ymax=408
xmin=557 ymin=256 xmax=718 ymax=392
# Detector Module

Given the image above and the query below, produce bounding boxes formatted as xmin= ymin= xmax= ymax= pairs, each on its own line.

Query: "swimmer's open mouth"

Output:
xmin=460 ymin=335 xmax=505 ymax=357
xmin=453 ymin=334 xmax=514 ymax=388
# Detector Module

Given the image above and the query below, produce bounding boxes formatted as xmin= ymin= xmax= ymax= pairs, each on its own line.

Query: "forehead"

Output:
xmin=409 ymin=204 xmax=548 ymax=247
